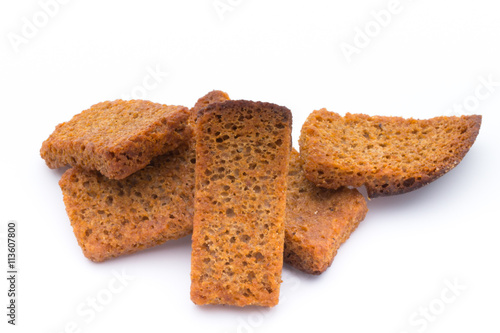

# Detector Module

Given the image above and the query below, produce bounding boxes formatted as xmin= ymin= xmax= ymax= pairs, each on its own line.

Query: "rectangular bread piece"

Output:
xmin=41 ymin=100 xmax=190 ymax=180
xmin=285 ymin=149 xmax=368 ymax=274
xmin=190 ymin=100 xmax=292 ymax=307
xmin=59 ymin=144 xmax=196 ymax=262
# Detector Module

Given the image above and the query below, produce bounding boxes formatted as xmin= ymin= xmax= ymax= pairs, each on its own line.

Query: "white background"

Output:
xmin=1 ymin=1 xmax=499 ymax=332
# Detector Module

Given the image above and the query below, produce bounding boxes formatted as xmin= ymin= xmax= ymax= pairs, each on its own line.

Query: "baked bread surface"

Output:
xmin=41 ymin=100 xmax=190 ymax=179
xmin=299 ymin=109 xmax=481 ymax=197
xmin=59 ymin=144 xmax=195 ymax=262
xmin=285 ymin=149 xmax=368 ymax=274
xmin=191 ymin=100 xmax=292 ymax=307
xmin=191 ymin=90 xmax=230 ymax=115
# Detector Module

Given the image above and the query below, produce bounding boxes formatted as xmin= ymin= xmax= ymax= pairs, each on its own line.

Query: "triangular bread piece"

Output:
xmin=285 ymin=149 xmax=368 ymax=274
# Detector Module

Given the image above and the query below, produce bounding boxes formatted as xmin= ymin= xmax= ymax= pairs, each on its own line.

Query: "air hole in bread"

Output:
xmin=226 ymin=208 xmax=235 ymax=217
xmin=240 ymin=234 xmax=251 ymax=243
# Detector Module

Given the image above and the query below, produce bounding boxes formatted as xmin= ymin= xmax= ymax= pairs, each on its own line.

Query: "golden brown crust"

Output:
xmin=284 ymin=149 xmax=368 ymax=274
xmin=299 ymin=109 xmax=482 ymax=198
xmin=188 ymin=90 xmax=231 ymax=137
xmin=41 ymin=100 xmax=190 ymax=180
xmin=59 ymin=144 xmax=196 ymax=262
xmin=190 ymin=100 xmax=292 ymax=307
xmin=59 ymin=145 xmax=366 ymax=274
xmin=191 ymin=90 xmax=230 ymax=116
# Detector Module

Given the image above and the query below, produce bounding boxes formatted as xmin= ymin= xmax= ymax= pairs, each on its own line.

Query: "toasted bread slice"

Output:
xmin=190 ymin=100 xmax=292 ymax=307
xmin=285 ymin=149 xmax=368 ymax=274
xmin=41 ymin=100 xmax=190 ymax=179
xmin=299 ymin=109 xmax=481 ymax=197
xmin=59 ymin=144 xmax=195 ymax=262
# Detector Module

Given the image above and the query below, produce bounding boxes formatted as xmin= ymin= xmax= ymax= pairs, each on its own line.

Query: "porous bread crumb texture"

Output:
xmin=189 ymin=90 xmax=231 ymax=144
xmin=41 ymin=100 xmax=190 ymax=180
xmin=191 ymin=100 xmax=292 ymax=307
xmin=59 ymin=144 xmax=367 ymax=274
xmin=284 ymin=149 xmax=368 ymax=274
xmin=299 ymin=109 xmax=482 ymax=198
xmin=191 ymin=90 xmax=230 ymax=118
xmin=59 ymin=144 xmax=196 ymax=262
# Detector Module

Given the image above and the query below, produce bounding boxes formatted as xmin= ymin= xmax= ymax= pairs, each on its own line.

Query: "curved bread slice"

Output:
xmin=41 ymin=100 xmax=190 ymax=179
xmin=299 ymin=109 xmax=481 ymax=198
xmin=59 ymin=145 xmax=195 ymax=262
xmin=285 ymin=149 xmax=368 ymax=274
xmin=191 ymin=100 xmax=292 ymax=307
